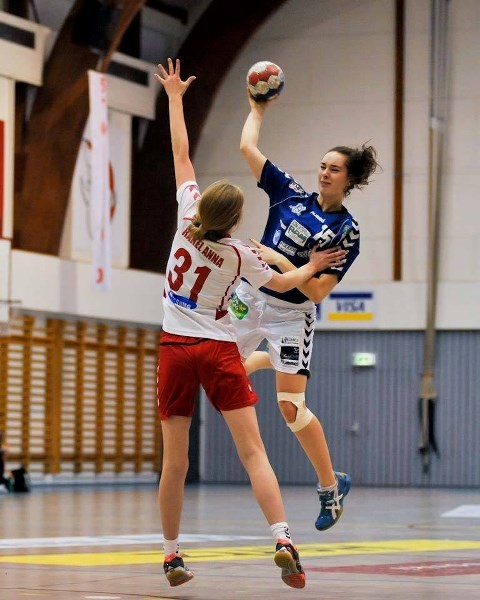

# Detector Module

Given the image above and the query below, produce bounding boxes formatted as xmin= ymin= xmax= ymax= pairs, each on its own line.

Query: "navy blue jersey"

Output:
xmin=257 ymin=160 xmax=360 ymax=304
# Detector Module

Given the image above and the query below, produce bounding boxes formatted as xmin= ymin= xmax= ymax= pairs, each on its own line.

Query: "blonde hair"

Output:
xmin=189 ymin=180 xmax=244 ymax=242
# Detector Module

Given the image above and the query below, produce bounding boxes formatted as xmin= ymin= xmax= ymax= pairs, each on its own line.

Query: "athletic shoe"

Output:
xmin=274 ymin=538 xmax=306 ymax=589
xmin=163 ymin=553 xmax=194 ymax=587
xmin=315 ymin=471 xmax=351 ymax=531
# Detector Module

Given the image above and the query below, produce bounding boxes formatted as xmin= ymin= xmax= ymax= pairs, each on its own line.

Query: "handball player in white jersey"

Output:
xmin=154 ymin=59 xmax=345 ymax=590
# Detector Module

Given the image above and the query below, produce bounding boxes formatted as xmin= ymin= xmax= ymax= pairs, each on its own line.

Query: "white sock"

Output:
xmin=270 ymin=522 xmax=292 ymax=543
xmin=163 ymin=538 xmax=180 ymax=557
xmin=319 ymin=475 xmax=338 ymax=493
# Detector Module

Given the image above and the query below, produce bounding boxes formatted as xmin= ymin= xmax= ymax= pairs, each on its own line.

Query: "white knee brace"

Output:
xmin=277 ymin=392 xmax=314 ymax=433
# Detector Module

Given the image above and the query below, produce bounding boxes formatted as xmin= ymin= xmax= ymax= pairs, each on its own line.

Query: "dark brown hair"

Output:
xmin=329 ymin=143 xmax=379 ymax=196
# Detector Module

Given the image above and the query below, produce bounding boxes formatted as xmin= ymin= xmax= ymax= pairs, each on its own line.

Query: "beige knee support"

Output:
xmin=277 ymin=392 xmax=313 ymax=433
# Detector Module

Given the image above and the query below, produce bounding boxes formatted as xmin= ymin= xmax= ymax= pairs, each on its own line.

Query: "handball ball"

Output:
xmin=246 ymin=61 xmax=285 ymax=101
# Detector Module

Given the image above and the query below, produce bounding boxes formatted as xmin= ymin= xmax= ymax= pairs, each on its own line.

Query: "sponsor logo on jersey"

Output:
xmin=279 ymin=219 xmax=287 ymax=230
xmin=273 ymin=229 xmax=281 ymax=245
xmin=310 ymin=211 xmax=326 ymax=223
xmin=336 ymin=223 xmax=352 ymax=244
xmin=297 ymin=249 xmax=310 ymax=258
xmin=289 ymin=202 xmax=306 ymax=216
xmin=168 ymin=290 xmax=196 ymax=310
xmin=228 ymin=292 xmax=249 ymax=320
xmin=285 ymin=220 xmax=309 ymax=246
xmin=281 ymin=336 xmax=300 ymax=345
xmin=288 ymin=181 xmax=306 ymax=195
xmin=280 ymin=337 xmax=300 ymax=366
xmin=278 ymin=241 xmax=297 ymax=256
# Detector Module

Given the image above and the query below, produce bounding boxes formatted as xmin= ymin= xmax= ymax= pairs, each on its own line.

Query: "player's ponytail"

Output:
xmin=189 ymin=217 xmax=207 ymax=240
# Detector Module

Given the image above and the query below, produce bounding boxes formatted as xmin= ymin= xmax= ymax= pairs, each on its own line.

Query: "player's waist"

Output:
xmin=238 ymin=279 xmax=314 ymax=310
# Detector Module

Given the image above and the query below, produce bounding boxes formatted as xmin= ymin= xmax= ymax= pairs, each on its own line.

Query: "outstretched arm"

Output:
xmin=155 ymin=58 xmax=196 ymax=188
xmin=271 ymin=267 xmax=339 ymax=303
xmin=262 ymin=242 xmax=342 ymax=294
xmin=239 ymin=92 xmax=271 ymax=181
xmin=251 ymin=238 xmax=344 ymax=303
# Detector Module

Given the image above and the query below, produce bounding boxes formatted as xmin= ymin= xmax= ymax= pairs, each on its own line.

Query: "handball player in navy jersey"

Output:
xmin=231 ymin=90 xmax=379 ymax=532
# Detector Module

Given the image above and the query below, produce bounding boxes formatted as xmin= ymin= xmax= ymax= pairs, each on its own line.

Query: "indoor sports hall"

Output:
xmin=0 ymin=1 xmax=479 ymax=599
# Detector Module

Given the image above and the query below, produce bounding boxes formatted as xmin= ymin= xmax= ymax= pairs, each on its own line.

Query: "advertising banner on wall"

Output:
xmin=87 ymin=70 xmax=111 ymax=291
xmin=316 ymin=291 xmax=376 ymax=329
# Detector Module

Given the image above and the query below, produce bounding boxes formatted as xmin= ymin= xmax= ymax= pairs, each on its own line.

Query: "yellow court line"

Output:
xmin=1 ymin=539 xmax=480 ymax=567
xmin=327 ymin=312 xmax=374 ymax=321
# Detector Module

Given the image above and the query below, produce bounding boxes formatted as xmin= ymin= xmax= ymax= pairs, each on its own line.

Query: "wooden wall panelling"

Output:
xmin=1 ymin=315 xmax=160 ymax=477
xmin=94 ymin=323 xmax=106 ymax=473
xmin=27 ymin=317 xmax=49 ymax=471
xmin=20 ymin=315 xmax=34 ymax=470
xmin=115 ymin=326 xmax=126 ymax=473
xmin=0 ymin=329 xmax=8 ymax=435
xmin=45 ymin=319 xmax=64 ymax=474
xmin=153 ymin=332 xmax=162 ymax=473
xmin=74 ymin=321 xmax=86 ymax=473
xmin=134 ymin=328 xmax=146 ymax=473
xmin=1 ymin=319 xmax=21 ymax=469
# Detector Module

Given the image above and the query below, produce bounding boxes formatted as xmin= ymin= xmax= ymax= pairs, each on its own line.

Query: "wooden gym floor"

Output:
xmin=1 ymin=482 xmax=480 ymax=599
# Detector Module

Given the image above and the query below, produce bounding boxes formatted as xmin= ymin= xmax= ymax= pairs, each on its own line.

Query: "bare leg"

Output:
xmin=224 ymin=406 xmax=306 ymax=588
xmin=243 ymin=350 xmax=274 ymax=376
xmin=222 ymin=406 xmax=286 ymax=525
xmin=276 ymin=371 xmax=335 ymax=488
xmin=158 ymin=416 xmax=191 ymax=541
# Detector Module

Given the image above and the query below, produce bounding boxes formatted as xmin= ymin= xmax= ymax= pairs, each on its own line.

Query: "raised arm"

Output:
xmin=239 ymin=93 xmax=270 ymax=181
xmin=155 ymin=58 xmax=196 ymax=188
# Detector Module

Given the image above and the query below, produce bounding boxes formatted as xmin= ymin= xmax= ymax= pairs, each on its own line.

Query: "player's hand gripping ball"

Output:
xmin=246 ymin=61 xmax=285 ymax=101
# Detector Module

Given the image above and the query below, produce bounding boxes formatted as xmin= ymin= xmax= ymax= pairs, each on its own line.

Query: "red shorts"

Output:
xmin=157 ymin=332 xmax=258 ymax=419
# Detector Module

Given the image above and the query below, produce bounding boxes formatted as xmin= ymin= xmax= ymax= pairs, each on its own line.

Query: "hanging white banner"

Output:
xmin=87 ymin=70 xmax=111 ymax=291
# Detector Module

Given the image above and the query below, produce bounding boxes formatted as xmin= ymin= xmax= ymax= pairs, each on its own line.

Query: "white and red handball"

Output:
xmin=246 ymin=61 xmax=285 ymax=101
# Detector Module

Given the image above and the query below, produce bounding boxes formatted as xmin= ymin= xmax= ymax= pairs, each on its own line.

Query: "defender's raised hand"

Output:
xmin=155 ymin=58 xmax=196 ymax=98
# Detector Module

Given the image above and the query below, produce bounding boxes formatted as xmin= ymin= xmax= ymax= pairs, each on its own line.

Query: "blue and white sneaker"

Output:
xmin=315 ymin=471 xmax=351 ymax=531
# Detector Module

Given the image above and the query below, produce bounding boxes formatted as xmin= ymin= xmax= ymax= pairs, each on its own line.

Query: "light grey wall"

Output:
xmin=194 ymin=0 xmax=480 ymax=327
xmin=194 ymin=1 xmax=480 ymax=487
xmin=201 ymin=331 xmax=480 ymax=487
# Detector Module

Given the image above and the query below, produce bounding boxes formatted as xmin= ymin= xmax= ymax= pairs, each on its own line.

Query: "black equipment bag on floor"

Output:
xmin=11 ymin=467 xmax=31 ymax=493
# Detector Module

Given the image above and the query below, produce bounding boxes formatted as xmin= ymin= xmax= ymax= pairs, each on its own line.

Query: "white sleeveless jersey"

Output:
xmin=162 ymin=181 xmax=273 ymax=341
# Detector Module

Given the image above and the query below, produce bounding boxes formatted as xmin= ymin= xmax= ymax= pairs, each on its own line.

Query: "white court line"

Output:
xmin=0 ymin=533 xmax=269 ymax=550
xmin=84 ymin=597 xmax=121 ymax=600
xmin=442 ymin=504 xmax=480 ymax=518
